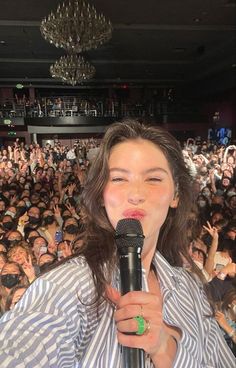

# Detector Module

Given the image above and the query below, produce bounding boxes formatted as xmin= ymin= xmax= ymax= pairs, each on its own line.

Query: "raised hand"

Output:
xmin=54 ymin=204 xmax=61 ymax=217
xmin=107 ymin=286 xmax=178 ymax=366
xmin=65 ymin=202 xmax=76 ymax=216
xmin=22 ymin=255 xmax=36 ymax=283
xmin=10 ymin=194 xmax=18 ymax=205
xmin=203 ymin=221 xmax=218 ymax=240
xmin=215 ymin=311 xmax=227 ymax=328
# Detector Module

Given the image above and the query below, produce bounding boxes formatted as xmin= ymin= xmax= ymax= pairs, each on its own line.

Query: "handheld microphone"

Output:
xmin=115 ymin=218 xmax=145 ymax=368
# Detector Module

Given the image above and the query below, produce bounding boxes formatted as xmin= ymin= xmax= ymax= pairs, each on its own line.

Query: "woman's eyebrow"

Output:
xmin=109 ymin=168 xmax=129 ymax=173
xmin=109 ymin=167 xmax=169 ymax=175
xmin=144 ymin=167 xmax=169 ymax=175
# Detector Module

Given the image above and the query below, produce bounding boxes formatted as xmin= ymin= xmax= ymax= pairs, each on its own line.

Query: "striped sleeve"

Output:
xmin=0 ymin=260 xmax=91 ymax=368
xmin=173 ymin=327 xmax=235 ymax=368
xmin=155 ymin=252 xmax=236 ymax=368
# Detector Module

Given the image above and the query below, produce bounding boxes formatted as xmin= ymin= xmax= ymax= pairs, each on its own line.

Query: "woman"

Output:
xmin=0 ymin=261 xmax=28 ymax=316
xmin=7 ymin=242 xmax=36 ymax=283
xmin=38 ymin=209 xmax=63 ymax=249
xmin=57 ymin=240 xmax=73 ymax=260
xmin=5 ymin=285 xmax=28 ymax=311
xmin=0 ymin=120 xmax=234 ymax=367
xmin=31 ymin=236 xmax=49 ymax=262
xmin=62 ymin=216 xmax=82 ymax=244
xmin=196 ymin=193 xmax=211 ymax=225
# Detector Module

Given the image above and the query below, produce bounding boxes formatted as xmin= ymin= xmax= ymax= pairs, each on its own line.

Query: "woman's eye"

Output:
xmin=147 ymin=177 xmax=162 ymax=182
xmin=110 ymin=177 xmax=125 ymax=182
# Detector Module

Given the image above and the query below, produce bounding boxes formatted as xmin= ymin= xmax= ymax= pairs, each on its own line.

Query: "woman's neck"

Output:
xmin=141 ymin=235 xmax=158 ymax=277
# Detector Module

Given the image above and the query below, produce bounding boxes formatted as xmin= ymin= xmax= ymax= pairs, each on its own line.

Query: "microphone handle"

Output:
xmin=119 ymin=252 xmax=145 ymax=368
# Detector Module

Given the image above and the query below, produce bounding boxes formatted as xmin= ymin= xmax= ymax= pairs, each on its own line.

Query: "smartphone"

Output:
xmin=55 ymin=230 xmax=63 ymax=244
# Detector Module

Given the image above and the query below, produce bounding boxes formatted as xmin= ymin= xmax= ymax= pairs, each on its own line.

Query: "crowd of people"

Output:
xmin=0 ymin=94 xmax=148 ymax=119
xmin=0 ymin=120 xmax=235 ymax=366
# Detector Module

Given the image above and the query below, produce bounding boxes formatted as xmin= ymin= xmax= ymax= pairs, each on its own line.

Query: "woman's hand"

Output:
xmin=22 ymin=256 xmax=36 ymax=283
xmin=219 ymin=262 xmax=236 ymax=278
xmin=54 ymin=204 xmax=61 ymax=217
xmin=215 ymin=311 xmax=228 ymax=329
xmin=65 ymin=202 xmax=77 ymax=216
xmin=203 ymin=221 xmax=218 ymax=241
xmin=106 ymin=286 xmax=177 ymax=367
xmin=48 ymin=241 xmax=57 ymax=255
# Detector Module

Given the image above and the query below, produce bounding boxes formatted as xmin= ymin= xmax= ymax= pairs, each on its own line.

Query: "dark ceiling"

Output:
xmin=0 ymin=0 xmax=235 ymax=95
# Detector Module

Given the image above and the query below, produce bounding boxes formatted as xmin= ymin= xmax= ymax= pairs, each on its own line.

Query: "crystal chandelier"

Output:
xmin=50 ymin=54 xmax=96 ymax=86
xmin=40 ymin=0 xmax=112 ymax=53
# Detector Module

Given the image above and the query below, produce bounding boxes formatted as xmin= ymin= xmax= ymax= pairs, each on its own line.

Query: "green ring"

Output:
xmin=134 ymin=315 xmax=145 ymax=335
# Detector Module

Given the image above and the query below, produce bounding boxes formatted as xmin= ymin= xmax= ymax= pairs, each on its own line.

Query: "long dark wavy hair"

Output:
xmin=79 ymin=119 xmax=194 ymax=301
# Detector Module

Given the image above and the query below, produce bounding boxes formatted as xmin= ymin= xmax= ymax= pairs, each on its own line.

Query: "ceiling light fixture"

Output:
xmin=40 ymin=0 xmax=112 ymax=53
xmin=50 ymin=54 xmax=96 ymax=86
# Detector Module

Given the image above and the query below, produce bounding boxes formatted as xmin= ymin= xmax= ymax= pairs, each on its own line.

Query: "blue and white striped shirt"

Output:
xmin=0 ymin=252 xmax=235 ymax=367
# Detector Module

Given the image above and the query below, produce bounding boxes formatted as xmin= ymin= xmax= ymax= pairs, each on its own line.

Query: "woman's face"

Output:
xmin=211 ymin=212 xmax=223 ymax=225
xmin=33 ymin=237 xmax=47 ymax=259
xmin=38 ymin=253 xmax=54 ymax=266
xmin=10 ymin=288 xmax=26 ymax=309
xmin=227 ymin=156 xmax=235 ymax=166
xmin=103 ymin=139 xmax=178 ymax=252
xmin=19 ymin=177 xmax=26 ymax=185
xmin=0 ymin=201 xmax=5 ymax=211
xmin=229 ymin=196 xmax=236 ymax=209
xmin=9 ymin=247 xmax=28 ymax=265
xmin=202 ymin=188 xmax=211 ymax=198
xmin=1 ymin=263 xmax=20 ymax=276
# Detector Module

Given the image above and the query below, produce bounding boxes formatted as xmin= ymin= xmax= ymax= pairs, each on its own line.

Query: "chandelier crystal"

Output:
xmin=50 ymin=54 xmax=96 ymax=86
xmin=40 ymin=0 xmax=112 ymax=53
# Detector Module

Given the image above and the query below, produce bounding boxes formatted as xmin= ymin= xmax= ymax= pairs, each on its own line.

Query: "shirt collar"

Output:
xmin=152 ymin=251 xmax=184 ymax=291
xmin=113 ymin=251 xmax=185 ymax=292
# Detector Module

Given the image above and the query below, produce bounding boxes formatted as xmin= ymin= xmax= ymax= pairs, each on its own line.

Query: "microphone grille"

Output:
xmin=115 ymin=218 xmax=144 ymax=250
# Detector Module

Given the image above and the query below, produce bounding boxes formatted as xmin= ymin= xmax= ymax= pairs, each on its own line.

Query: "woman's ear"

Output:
xmin=170 ymin=184 xmax=179 ymax=208
xmin=170 ymin=196 xmax=179 ymax=208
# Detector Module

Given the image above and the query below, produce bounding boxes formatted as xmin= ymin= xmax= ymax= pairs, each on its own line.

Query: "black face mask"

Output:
xmin=1 ymin=274 xmax=19 ymax=288
xmin=28 ymin=216 xmax=40 ymax=225
xmin=43 ymin=215 xmax=55 ymax=226
xmin=8 ymin=239 xmax=20 ymax=248
xmin=3 ymin=221 xmax=14 ymax=230
xmin=64 ymin=224 xmax=79 ymax=234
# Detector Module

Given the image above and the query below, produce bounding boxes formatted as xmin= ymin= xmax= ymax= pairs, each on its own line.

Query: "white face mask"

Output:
xmin=5 ymin=210 xmax=15 ymax=218
xmin=194 ymin=260 xmax=204 ymax=270
xmin=39 ymin=246 xmax=47 ymax=255
xmin=57 ymin=250 xmax=63 ymax=259
xmin=198 ymin=200 xmax=206 ymax=208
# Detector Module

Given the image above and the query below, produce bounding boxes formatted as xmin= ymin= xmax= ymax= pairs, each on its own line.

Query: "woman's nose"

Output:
xmin=127 ymin=183 xmax=146 ymax=205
